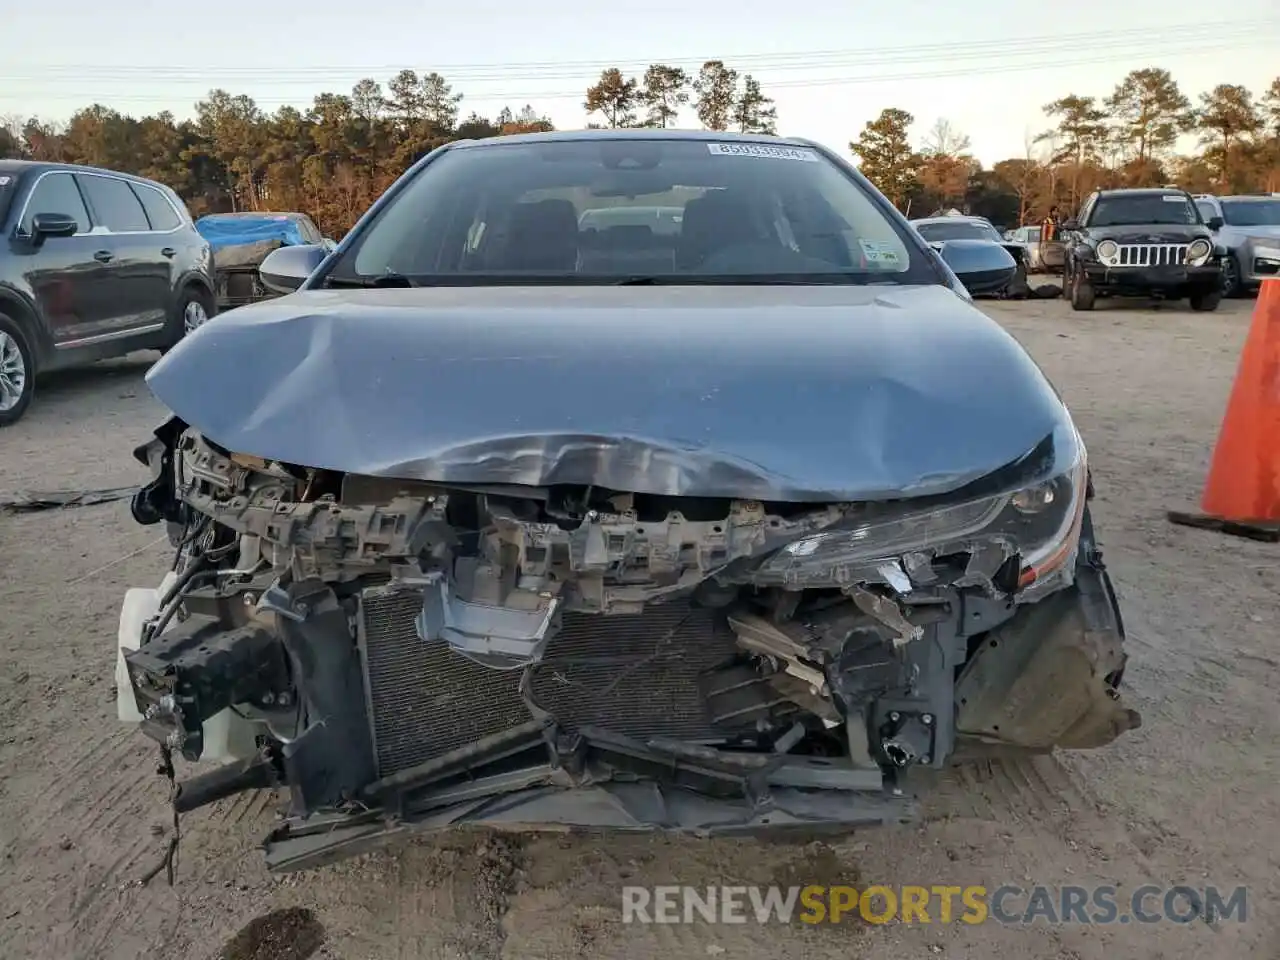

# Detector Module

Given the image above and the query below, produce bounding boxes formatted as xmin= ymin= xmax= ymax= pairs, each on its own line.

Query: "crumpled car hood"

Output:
xmin=145 ymin=284 xmax=1071 ymax=502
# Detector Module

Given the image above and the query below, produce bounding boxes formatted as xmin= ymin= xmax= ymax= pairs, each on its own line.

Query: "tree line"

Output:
xmin=853 ymin=70 xmax=1280 ymax=226
xmin=0 ymin=60 xmax=775 ymax=238
xmin=1 ymin=64 xmax=1277 ymax=237
xmin=0 ymin=71 xmax=556 ymax=236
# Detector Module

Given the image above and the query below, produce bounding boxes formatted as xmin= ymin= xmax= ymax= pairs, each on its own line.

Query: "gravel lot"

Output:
xmin=1 ymin=295 xmax=1277 ymax=960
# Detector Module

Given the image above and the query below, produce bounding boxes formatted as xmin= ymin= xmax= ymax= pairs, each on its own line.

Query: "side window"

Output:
xmin=133 ymin=184 xmax=181 ymax=231
xmin=78 ymin=175 xmax=149 ymax=232
xmin=1195 ymin=200 xmax=1217 ymax=223
xmin=1077 ymin=197 xmax=1096 ymax=227
xmin=19 ymin=173 xmax=91 ymax=235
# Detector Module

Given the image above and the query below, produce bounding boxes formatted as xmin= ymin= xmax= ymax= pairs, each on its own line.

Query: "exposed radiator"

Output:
xmin=358 ymin=586 xmax=742 ymax=778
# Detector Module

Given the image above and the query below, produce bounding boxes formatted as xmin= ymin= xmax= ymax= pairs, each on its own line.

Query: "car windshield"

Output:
xmin=329 ymin=137 xmax=933 ymax=285
xmin=914 ymin=220 xmax=1001 ymax=243
xmin=1220 ymin=199 xmax=1280 ymax=228
xmin=1090 ymin=194 xmax=1200 ymax=227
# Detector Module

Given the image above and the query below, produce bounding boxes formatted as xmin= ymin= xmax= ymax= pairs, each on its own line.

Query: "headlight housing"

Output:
xmin=756 ymin=424 xmax=1088 ymax=597
xmin=1186 ymin=238 xmax=1212 ymax=266
xmin=1253 ymin=243 xmax=1280 ymax=262
xmin=1096 ymin=239 xmax=1118 ymax=264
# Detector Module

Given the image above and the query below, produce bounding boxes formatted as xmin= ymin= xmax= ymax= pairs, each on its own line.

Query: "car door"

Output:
xmin=12 ymin=170 xmax=118 ymax=346
xmin=130 ymin=180 xmax=187 ymax=305
xmin=75 ymin=173 xmax=171 ymax=335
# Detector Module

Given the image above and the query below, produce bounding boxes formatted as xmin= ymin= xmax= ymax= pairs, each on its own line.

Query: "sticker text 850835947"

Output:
xmin=706 ymin=143 xmax=820 ymax=162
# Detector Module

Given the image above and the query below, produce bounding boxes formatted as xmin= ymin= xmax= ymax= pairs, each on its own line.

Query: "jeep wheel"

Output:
xmin=1070 ymin=273 xmax=1096 ymax=311
xmin=1189 ymin=288 xmax=1222 ymax=312
xmin=0 ymin=313 xmax=35 ymax=427
xmin=1221 ymin=254 xmax=1244 ymax=298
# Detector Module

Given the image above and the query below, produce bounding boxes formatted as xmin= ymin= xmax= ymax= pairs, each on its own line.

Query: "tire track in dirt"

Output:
xmin=930 ymin=753 xmax=1236 ymax=954
xmin=45 ymin=835 xmax=157 ymax=960
xmin=206 ymin=787 xmax=282 ymax=830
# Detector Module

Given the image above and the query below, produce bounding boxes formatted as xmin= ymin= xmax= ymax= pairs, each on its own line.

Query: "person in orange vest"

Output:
xmin=1041 ymin=206 xmax=1060 ymax=243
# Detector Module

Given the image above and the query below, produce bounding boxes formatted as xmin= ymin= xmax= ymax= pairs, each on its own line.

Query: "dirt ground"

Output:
xmin=1 ymin=294 xmax=1277 ymax=960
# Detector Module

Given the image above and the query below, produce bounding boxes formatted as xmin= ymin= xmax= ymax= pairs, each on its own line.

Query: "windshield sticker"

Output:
xmin=1162 ymin=195 xmax=1186 ymax=202
xmin=706 ymin=143 xmax=820 ymax=162
xmin=0 ymin=176 xmax=10 ymax=186
xmin=858 ymin=239 xmax=902 ymax=265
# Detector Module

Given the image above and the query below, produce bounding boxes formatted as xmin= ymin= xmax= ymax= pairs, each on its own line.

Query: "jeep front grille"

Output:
xmin=1104 ymin=243 xmax=1188 ymax=267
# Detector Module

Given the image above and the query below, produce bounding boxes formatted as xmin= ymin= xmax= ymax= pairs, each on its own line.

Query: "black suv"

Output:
xmin=0 ymin=160 xmax=216 ymax=425
xmin=1060 ymin=187 xmax=1223 ymax=312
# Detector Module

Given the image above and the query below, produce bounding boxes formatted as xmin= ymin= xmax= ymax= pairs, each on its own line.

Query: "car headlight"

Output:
xmin=1096 ymin=240 xmax=1118 ymax=264
xmin=757 ymin=426 xmax=1088 ymax=593
xmin=1186 ymin=239 xmax=1212 ymax=266
xmin=1253 ymin=244 xmax=1280 ymax=261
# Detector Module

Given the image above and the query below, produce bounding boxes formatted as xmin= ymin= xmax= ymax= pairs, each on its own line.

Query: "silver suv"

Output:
xmin=1192 ymin=194 xmax=1280 ymax=297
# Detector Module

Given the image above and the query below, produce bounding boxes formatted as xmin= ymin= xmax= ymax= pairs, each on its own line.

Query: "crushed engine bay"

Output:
xmin=118 ymin=419 xmax=1141 ymax=872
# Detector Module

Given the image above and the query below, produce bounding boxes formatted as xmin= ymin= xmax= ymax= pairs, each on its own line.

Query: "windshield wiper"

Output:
xmin=325 ymin=273 xmax=417 ymax=289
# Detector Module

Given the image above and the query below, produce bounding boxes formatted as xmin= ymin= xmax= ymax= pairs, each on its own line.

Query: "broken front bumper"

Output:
xmin=114 ymin=507 xmax=1139 ymax=872
xmin=260 ymin=725 xmax=917 ymax=872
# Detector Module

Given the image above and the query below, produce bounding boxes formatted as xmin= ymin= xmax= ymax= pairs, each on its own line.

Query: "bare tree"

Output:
xmin=921 ymin=117 xmax=971 ymax=158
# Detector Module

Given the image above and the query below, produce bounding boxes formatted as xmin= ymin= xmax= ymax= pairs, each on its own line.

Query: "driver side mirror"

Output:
xmin=29 ymin=212 xmax=79 ymax=241
xmin=1060 ymin=219 xmax=1080 ymax=232
xmin=1207 ymin=216 xmax=1224 ymax=231
xmin=260 ymin=243 xmax=329 ymax=295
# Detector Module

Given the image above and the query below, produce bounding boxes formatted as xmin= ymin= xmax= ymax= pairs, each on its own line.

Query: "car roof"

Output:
xmin=0 ymin=158 xmax=44 ymax=175
xmin=1217 ymin=194 xmax=1278 ymax=202
xmin=909 ymin=215 xmax=991 ymax=226
xmin=449 ymin=127 xmax=815 ymax=150
xmin=0 ymin=158 xmax=171 ymax=189
xmin=1096 ymin=187 xmax=1190 ymax=197
xmin=203 ymin=210 xmax=307 ymax=218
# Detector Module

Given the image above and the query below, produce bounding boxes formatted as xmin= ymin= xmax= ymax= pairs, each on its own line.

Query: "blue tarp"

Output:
xmin=195 ymin=215 xmax=308 ymax=252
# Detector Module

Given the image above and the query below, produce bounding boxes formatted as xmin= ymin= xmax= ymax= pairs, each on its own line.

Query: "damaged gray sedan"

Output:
xmin=116 ymin=130 xmax=1140 ymax=873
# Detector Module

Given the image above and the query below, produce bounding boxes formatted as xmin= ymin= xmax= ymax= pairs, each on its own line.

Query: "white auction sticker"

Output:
xmin=706 ymin=143 xmax=820 ymax=162
xmin=858 ymin=239 xmax=902 ymax=264
xmin=0 ymin=176 xmax=10 ymax=186
xmin=1162 ymin=195 xmax=1185 ymax=202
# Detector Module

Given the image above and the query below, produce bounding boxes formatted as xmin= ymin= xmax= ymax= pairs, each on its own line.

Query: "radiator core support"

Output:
xmin=356 ymin=582 xmax=751 ymax=780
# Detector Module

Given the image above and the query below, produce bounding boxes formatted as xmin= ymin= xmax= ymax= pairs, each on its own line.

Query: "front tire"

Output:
xmin=0 ymin=313 xmax=35 ymax=427
xmin=163 ymin=284 xmax=217 ymax=353
xmin=1070 ymin=271 xmax=1096 ymax=311
xmin=1189 ymin=288 xmax=1222 ymax=312
xmin=1221 ymin=254 xmax=1244 ymax=299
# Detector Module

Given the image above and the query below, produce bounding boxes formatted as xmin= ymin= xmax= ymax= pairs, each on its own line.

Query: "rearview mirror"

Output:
xmin=30 ymin=212 xmax=79 ymax=240
xmin=260 ymin=243 xmax=329 ymax=295
xmin=935 ymin=239 xmax=1017 ymax=296
xmin=1207 ymin=216 xmax=1224 ymax=231
xmin=1060 ymin=219 xmax=1080 ymax=232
